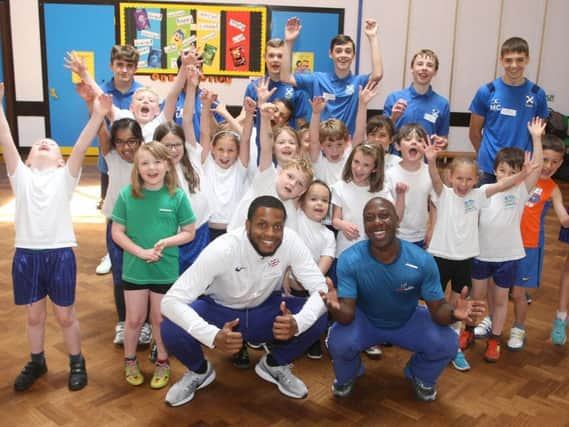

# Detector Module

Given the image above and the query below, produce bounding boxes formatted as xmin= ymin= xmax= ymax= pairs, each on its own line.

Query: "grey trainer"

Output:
xmin=254 ymin=354 xmax=308 ymax=399
xmin=164 ymin=361 xmax=216 ymax=407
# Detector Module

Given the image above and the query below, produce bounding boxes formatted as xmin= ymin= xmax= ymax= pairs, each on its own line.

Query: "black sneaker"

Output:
xmin=68 ymin=356 xmax=88 ymax=391
xmin=526 ymin=292 xmax=533 ymax=305
xmin=404 ymin=364 xmax=437 ymax=402
xmin=307 ymin=341 xmax=323 ymax=360
xmin=14 ymin=360 xmax=48 ymax=391
xmin=232 ymin=344 xmax=250 ymax=369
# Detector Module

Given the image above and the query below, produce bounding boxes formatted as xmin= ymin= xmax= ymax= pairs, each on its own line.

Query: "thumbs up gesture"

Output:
xmin=214 ymin=318 xmax=243 ymax=354
xmin=273 ymin=301 xmax=298 ymax=340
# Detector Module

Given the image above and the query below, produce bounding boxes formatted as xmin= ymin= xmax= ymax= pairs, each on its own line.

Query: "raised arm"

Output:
xmin=353 ymin=80 xmax=378 ymax=146
xmin=0 ymin=83 xmax=22 ymax=175
xmin=308 ymin=96 xmax=327 ymax=162
xmin=363 ymin=19 xmax=383 ymax=82
xmin=425 ymin=142 xmax=443 ymax=196
xmin=198 ymin=89 xmax=216 ymax=164
xmin=64 ymin=51 xmax=104 ymax=97
xmin=524 ymin=117 xmax=545 ymax=191
xmin=162 ymin=62 xmax=188 ymax=122
xmin=281 ymin=17 xmax=302 ymax=86
xmin=469 ymin=113 xmax=485 ymax=153
xmin=483 ymin=152 xmax=538 ymax=198
xmin=238 ymin=96 xmax=256 ymax=168
xmin=182 ymin=65 xmax=200 ymax=149
xmin=68 ymin=93 xmax=113 ymax=177
xmin=258 ymin=102 xmax=277 ymax=171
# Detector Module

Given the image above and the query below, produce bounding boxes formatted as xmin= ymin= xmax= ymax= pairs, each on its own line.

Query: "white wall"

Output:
xmin=8 ymin=0 xmax=569 ymax=151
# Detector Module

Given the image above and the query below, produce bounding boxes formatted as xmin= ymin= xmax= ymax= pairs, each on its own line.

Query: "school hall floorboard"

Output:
xmin=0 ymin=159 xmax=568 ymax=427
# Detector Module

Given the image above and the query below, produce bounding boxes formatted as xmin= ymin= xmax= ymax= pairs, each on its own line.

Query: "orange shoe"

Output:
xmin=484 ymin=338 xmax=501 ymax=363
xmin=459 ymin=329 xmax=474 ymax=350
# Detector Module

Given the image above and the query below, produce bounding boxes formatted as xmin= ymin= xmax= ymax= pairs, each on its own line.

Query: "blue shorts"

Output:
xmin=471 ymin=258 xmax=518 ymax=288
xmin=179 ymin=222 xmax=210 ymax=274
xmin=106 ymin=220 xmax=124 ymax=287
xmin=515 ymin=247 xmax=543 ymax=288
xmin=12 ymin=247 xmax=77 ymax=306
xmin=560 ymin=227 xmax=569 ymax=243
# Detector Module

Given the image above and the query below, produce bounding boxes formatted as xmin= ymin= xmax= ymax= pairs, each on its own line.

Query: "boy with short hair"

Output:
xmin=466 ymin=118 xmax=544 ymax=363
xmin=308 ymin=96 xmax=350 ymax=186
xmin=66 ymin=50 xmax=188 ymax=142
xmin=228 ymin=102 xmax=314 ymax=232
xmin=383 ymin=49 xmax=449 ymax=150
xmin=469 ymin=37 xmax=549 ymax=185
xmin=506 ymin=134 xmax=569 ymax=351
xmin=0 ymin=82 xmax=111 ymax=392
xmin=281 ymin=17 xmax=383 ymax=136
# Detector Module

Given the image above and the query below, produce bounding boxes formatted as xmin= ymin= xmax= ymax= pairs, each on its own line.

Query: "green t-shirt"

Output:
xmin=112 ymin=185 xmax=195 ymax=284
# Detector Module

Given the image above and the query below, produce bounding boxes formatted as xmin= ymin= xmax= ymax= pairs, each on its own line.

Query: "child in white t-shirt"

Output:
xmin=387 ymin=124 xmax=435 ymax=247
xmin=425 ymin=141 xmax=535 ymax=371
xmin=199 ymin=88 xmax=253 ymax=240
xmin=308 ymin=96 xmax=351 ymax=186
xmin=286 ymin=180 xmax=335 ymax=359
xmin=1 ymin=83 xmax=111 ymax=392
xmin=470 ymin=118 xmax=544 ymax=363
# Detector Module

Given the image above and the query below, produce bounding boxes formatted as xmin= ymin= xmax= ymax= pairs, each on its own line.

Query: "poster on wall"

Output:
xmin=119 ymin=2 xmax=267 ymax=76
xmin=292 ymin=52 xmax=314 ymax=73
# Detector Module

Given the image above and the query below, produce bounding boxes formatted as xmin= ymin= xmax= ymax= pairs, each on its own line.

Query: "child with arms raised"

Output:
xmin=425 ymin=139 xmax=536 ymax=371
xmin=468 ymin=118 xmax=544 ymax=363
xmin=198 ymin=84 xmax=253 ymax=240
xmin=1 ymin=83 xmax=111 ymax=391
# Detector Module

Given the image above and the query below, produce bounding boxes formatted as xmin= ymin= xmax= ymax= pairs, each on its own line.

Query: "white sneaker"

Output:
xmin=474 ymin=316 xmax=493 ymax=338
xmin=165 ymin=362 xmax=216 ymax=407
xmin=113 ymin=321 xmax=125 ymax=345
xmin=254 ymin=354 xmax=308 ymax=399
xmin=95 ymin=253 xmax=112 ymax=275
xmin=139 ymin=322 xmax=152 ymax=345
xmin=507 ymin=327 xmax=526 ymax=351
xmin=364 ymin=345 xmax=383 ymax=359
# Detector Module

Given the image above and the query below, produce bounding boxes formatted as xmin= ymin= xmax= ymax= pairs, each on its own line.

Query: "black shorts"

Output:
xmin=123 ymin=281 xmax=172 ymax=294
xmin=434 ymin=257 xmax=472 ymax=294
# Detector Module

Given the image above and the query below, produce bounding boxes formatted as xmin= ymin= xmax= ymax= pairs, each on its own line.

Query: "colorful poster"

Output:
xmin=119 ymin=3 xmax=266 ymax=76
xmin=292 ymin=52 xmax=314 ymax=74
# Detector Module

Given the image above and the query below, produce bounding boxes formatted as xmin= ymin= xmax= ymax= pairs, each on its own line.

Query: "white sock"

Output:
xmin=556 ymin=311 xmax=568 ymax=321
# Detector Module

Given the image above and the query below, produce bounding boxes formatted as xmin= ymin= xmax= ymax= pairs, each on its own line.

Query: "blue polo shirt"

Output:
xmin=295 ymin=71 xmax=369 ymax=136
xmin=101 ymin=78 xmax=143 ymax=110
xmin=245 ymin=77 xmax=310 ymax=161
xmin=469 ymin=77 xmax=549 ymax=174
xmin=337 ymin=239 xmax=443 ymax=329
xmin=383 ymin=84 xmax=450 ymax=137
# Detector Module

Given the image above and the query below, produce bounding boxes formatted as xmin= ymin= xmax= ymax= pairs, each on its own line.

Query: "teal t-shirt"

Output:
xmin=112 ymin=185 xmax=195 ymax=284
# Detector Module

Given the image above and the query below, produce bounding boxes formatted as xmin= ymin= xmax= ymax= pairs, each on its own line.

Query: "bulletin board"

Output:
xmin=119 ymin=2 xmax=267 ymax=77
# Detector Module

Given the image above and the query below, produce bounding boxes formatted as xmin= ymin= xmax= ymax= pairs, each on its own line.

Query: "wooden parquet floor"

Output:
xmin=0 ymin=161 xmax=568 ymax=427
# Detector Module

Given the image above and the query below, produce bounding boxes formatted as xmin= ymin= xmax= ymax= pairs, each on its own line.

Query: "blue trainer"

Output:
xmin=551 ymin=318 xmax=567 ymax=345
xmin=451 ymin=351 xmax=471 ymax=371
